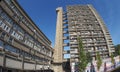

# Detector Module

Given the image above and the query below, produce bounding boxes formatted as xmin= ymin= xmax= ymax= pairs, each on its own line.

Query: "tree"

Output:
xmin=114 ymin=44 xmax=120 ymax=56
xmin=110 ymin=53 xmax=115 ymax=65
xmin=114 ymin=44 xmax=120 ymax=62
xmin=118 ymin=49 xmax=120 ymax=62
xmin=96 ymin=52 xmax=102 ymax=71
xmin=86 ymin=52 xmax=92 ymax=63
xmin=77 ymin=37 xmax=88 ymax=72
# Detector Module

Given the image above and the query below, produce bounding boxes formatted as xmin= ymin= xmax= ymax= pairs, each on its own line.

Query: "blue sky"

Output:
xmin=18 ymin=0 xmax=120 ymax=46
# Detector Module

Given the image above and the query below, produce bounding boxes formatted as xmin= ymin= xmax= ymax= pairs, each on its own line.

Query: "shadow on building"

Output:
xmin=63 ymin=60 xmax=71 ymax=72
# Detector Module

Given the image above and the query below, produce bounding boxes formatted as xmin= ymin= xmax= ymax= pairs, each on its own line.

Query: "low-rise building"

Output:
xmin=0 ymin=0 xmax=53 ymax=72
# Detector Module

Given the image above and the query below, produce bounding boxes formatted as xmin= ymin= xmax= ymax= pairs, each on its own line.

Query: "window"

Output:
xmin=34 ymin=45 xmax=38 ymax=50
xmin=5 ymin=44 xmax=19 ymax=53
xmin=64 ymin=54 xmax=70 ymax=59
xmin=0 ymin=7 xmax=2 ymax=14
xmin=0 ymin=9 xmax=13 ymax=25
xmin=0 ymin=40 xmax=3 ymax=48
xmin=24 ymin=52 xmax=30 ymax=58
xmin=13 ymin=7 xmax=19 ymax=15
xmin=5 ymin=16 xmax=12 ymax=25
xmin=0 ymin=32 xmax=6 ymax=39
xmin=13 ymin=23 xmax=18 ymax=30
xmin=37 ymin=44 xmax=41 ymax=51
xmin=31 ymin=55 xmax=35 ymax=60
xmin=18 ymin=26 xmax=24 ymax=35
xmin=3 ymin=25 xmax=10 ymax=32
xmin=11 ymin=30 xmax=23 ymax=41
xmin=5 ymin=0 xmax=11 ymax=5
xmin=28 ymin=24 xmax=34 ymax=31
xmin=1 ymin=12 xmax=7 ymax=19
xmin=20 ymin=50 xmax=24 ymax=56
xmin=8 ymin=36 xmax=14 ymax=43
xmin=0 ymin=20 xmax=3 ymax=26
xmin=24 ymin=33 xmax=34 ymax=47
xmin=24 ymin=39 xmax=33 ymax=48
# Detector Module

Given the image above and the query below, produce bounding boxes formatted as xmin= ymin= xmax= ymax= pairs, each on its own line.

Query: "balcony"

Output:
xmin=24 ymin=56 xmax=31 ymax=60
xmin=63 ymin=43 xmax=69 ymax=46
xmin=110 ymin=50 xmax=115 ymax=52
xmin=0 ymin=46 xmax=3 ymax=51
xmin=96 ymin=49 xmax=108 ymax=52
xmin=63 ymin=18 xmax=67 ymax=21
xmin=63 ymin=50 xmax=70 ymax=54
xmin=95 ymin=43 xmax=107 ymax=46
xmin=63 ymin=25 xmax=68 ymax=29
xmin=71 ymin=55 xmax=79 ymax=58
xmin=70 ymin=45 xmax=78 ymax=48
xmin=70 ymin=41 xmax=77 ymax=44
xmin=63 ymin=30 xmax=69 ymax=34
xmin=5 ymin=50 xmax=19 ymax=57
xmin=91 ymin=53 xmax=96 ymax=56
xmin=63 ymin=36 xmax=69 ymax=40
xmin=69 ymin=33 xmax=77 ymax=36
xmin=63 ymin=21 xmax=68 ymax=24
xmin=70 ymin=51 xmax=78 ymax=54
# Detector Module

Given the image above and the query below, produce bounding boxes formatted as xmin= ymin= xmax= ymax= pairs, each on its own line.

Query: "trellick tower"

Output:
xmin=53 ymin=5 xmax=115 ymax=72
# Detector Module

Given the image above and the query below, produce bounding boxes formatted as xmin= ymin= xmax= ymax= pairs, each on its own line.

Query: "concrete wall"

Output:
xmin=36 ymin=65 xmax=42 ymax=70
xmin=24 ymin=63 xmax=35 ymax=70
xmin=6 ymin=58 xmax=22 ymax=69
xmin=53 ymin=7 xmax=64 ymax=72
xmin=0 ymin=56 xmax=3 ymax=66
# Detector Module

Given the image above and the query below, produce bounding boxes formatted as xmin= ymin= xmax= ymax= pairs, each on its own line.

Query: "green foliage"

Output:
xmin=77 ymin=37 xmax=88 ymax=72
xmin=86 ymin=52 xmax=92 ymax=63
xmin=114 ymin=44 xmax=120 ymax=62
xmin=118 ymin=49 xmax=120 ymax=62
xmin=96 ymin=52 xmax=102 ymax=70
xmin=110 ymin=53 xmax=115 ymax=65
xmin=114 ymin=44 xmax=120 ymax=56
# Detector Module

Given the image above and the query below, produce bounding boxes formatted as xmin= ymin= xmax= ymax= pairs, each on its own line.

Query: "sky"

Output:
xmin=17 ymin=0 xmax=120 ymax=46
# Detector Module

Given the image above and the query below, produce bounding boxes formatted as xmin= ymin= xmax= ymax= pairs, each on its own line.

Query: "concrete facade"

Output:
xmin=53 ymin=5 xmax=115 ymax=72
xmin=53 ymin=7 xmax=64 ymax=72
xmin=0 ymin=0 xmax=54 ymax=72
